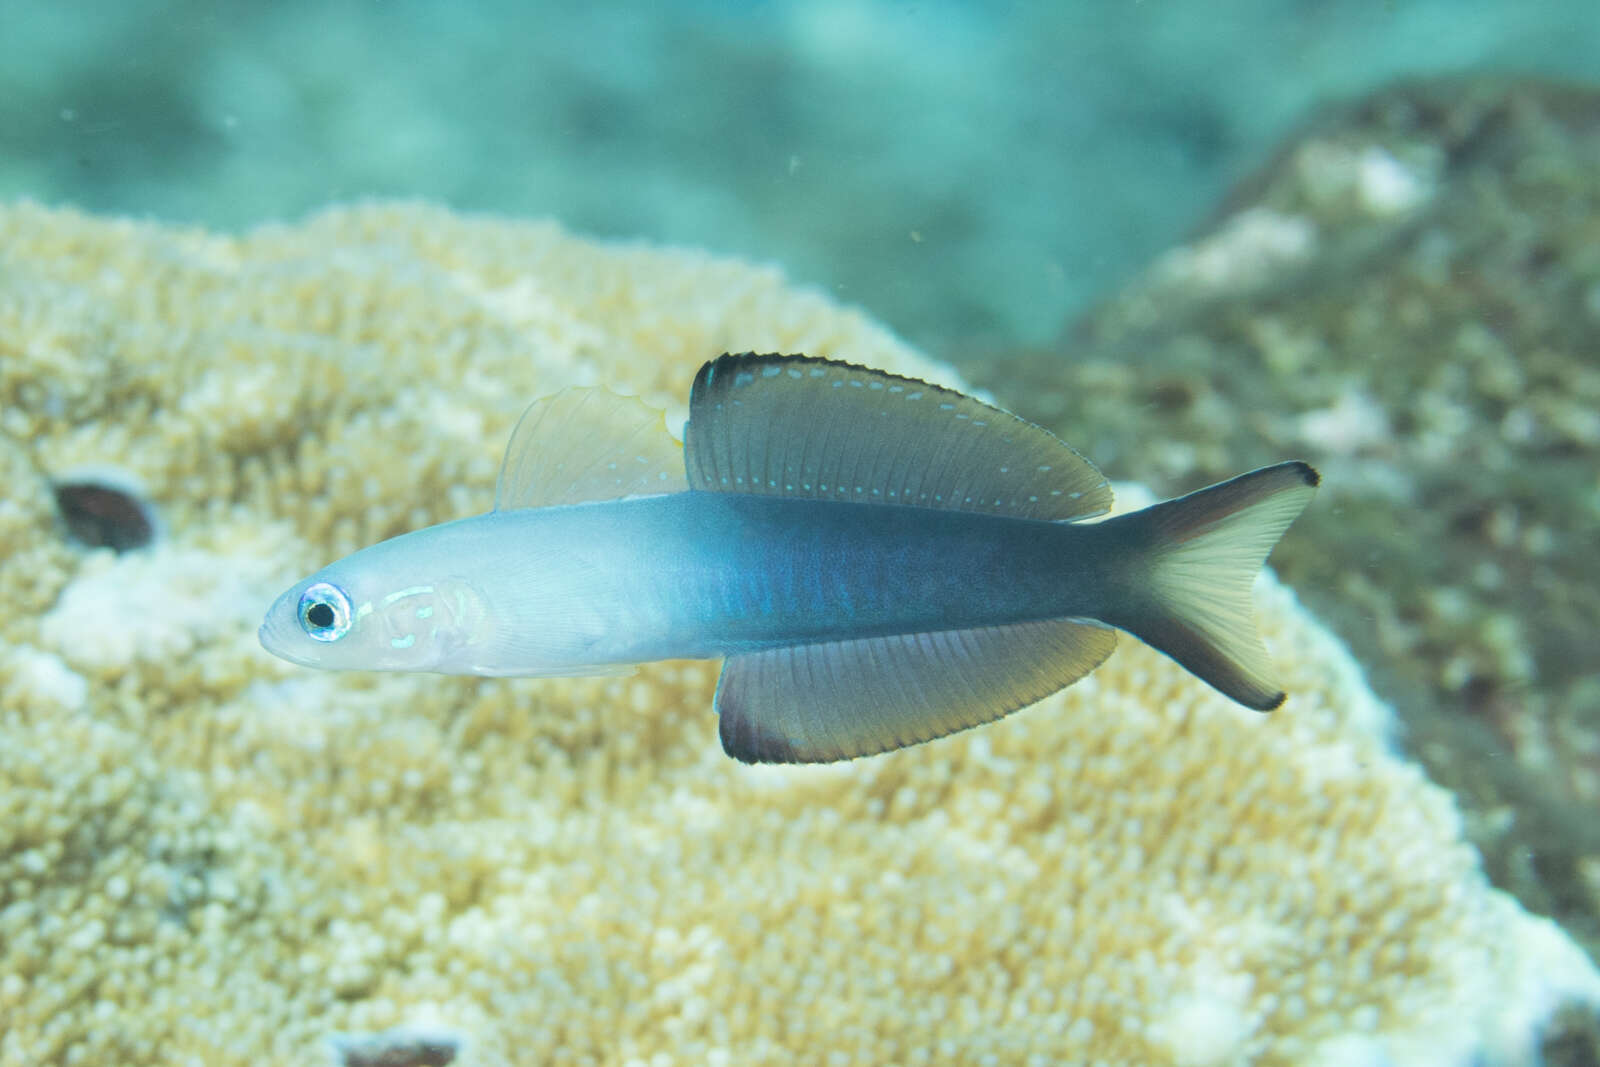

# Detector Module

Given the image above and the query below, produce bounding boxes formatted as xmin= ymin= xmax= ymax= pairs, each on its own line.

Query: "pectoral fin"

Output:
xmin=714 ymin=617 xmax=1117 ymax=764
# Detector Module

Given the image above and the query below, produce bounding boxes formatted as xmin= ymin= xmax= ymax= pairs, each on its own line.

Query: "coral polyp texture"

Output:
xmin=0 ymin=201 xmax=1594 ymax=1066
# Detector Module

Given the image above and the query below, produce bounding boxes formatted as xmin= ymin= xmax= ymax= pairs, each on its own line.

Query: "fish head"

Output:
xmin=259 ymin=542 xmax=491 ymax=673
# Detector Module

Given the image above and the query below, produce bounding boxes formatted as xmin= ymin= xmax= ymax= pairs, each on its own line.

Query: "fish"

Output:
xmin=260 ymin=352 xmax=1319 ymax=764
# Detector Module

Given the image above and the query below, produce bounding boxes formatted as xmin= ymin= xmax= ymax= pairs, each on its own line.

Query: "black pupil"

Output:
xmin=306 ymin=602 xmax=336 ymax=629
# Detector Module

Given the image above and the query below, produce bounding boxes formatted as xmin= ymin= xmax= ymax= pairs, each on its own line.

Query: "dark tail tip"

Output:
xmin=1287 ymin=459 xmax=1321 ymax=489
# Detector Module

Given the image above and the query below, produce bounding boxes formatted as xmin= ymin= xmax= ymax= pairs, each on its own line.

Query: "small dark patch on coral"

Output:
xmin=1541 ymin=1003 xmax=1600 ymax=1067
xmin=964 ymin=76 xmax=1600 ymax=966
xmin=53 ymin=479 xmax=155 ymax=552
xmin=334 ymin=1030 xmax=459 ymax=1067
xmin=1146 ymin=379 xmax=1196 ymax=414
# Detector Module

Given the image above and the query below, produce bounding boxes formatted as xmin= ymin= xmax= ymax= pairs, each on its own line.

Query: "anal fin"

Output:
xmin=715 ymin=617 xmax=1117 ymax=764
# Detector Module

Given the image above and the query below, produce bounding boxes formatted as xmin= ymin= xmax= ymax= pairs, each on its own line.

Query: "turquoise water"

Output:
xmin=2 ymin=1 xmax=1594 ymax=354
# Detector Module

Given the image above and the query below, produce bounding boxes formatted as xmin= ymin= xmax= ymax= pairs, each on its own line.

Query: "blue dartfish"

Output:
xmin=260 ymin=353 xmax=1318 ymax=763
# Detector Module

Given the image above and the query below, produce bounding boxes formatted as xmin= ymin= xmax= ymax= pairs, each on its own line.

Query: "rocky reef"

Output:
xmin=1 ymin=200 xmax=1596 ymax=1064
xmin=969 ymin=78 xmax=1600 ymax=1019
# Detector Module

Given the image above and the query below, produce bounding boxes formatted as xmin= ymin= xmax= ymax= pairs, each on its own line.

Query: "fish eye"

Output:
xmin=297 ymin=582 xmax=353 ymax=642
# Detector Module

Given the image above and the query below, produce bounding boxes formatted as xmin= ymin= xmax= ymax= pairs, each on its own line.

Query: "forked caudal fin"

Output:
xmin=1100 ymin=461 xmax=1319 ymax=711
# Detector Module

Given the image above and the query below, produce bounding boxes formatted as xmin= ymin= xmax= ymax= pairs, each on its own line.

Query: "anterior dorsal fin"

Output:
xmin=495 ymin=387 xmax=688 ymax=510
xmin=683 ymin=353 xmax=1111 ymax=521
xmin=715 ymin=616 xmax=1117 ymax=763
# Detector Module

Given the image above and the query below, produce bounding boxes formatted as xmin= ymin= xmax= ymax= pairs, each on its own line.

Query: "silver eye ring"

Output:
xmin=297 ymin=582 xmax=353 ymax=642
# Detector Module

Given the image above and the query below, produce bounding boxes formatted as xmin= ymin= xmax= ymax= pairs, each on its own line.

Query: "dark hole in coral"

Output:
xmin=1146 ymin=379 xmax=1195 ymax=414
xmin=52 ymin=480 xmax=155 ymax=552
xmin=337 ymin=1032 xmax=459 ymax=1067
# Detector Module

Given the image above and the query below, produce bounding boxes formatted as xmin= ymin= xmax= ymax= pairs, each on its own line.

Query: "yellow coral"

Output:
xmin=0 ymin=201 xmax=1594 ymax=1066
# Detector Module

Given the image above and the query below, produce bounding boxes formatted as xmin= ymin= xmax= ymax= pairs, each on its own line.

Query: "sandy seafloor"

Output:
xmin=3 ymin=2 xmax=1600 ymax=1064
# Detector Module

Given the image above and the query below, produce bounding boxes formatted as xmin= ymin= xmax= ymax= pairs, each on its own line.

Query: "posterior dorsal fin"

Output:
xmin=683 ymin=353 xmax=1112 ymax=521
xmin=495 ymin=387 xmax=687 ymax=510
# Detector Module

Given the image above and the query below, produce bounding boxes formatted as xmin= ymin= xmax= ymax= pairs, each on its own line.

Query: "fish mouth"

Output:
xmin=258 ymin=616 xmax=316 ymax=668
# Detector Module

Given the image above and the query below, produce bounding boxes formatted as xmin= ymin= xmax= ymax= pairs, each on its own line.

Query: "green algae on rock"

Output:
xmin=968 ymin=79 xmax=1600 ymax=1000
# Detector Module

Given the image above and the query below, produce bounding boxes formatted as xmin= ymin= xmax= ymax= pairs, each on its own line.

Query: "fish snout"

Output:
xmin=258 ymin=592 xmax=315 ymax=666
